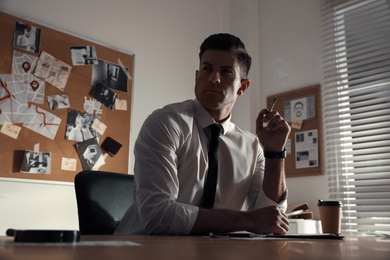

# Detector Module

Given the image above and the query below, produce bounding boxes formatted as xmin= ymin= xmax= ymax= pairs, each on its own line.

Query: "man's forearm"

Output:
xmin=262 ymin=158 xmax=287 ymax=203
xmin=190 ymin=208 xmax=248 ymax=235
xmin=190 ymin=205 xmax=289 ymax=235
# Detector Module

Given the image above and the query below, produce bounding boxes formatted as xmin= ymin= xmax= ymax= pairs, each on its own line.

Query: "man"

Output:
xmin=16 ymin=25 xmax=36 ymax=52
xmin=67 ymin=114 xmax=93 ymax=142
xmin=115 ymin=33 xmax=290 ymax=235
xmin=20 ymin=151 xmax=38 ymax=172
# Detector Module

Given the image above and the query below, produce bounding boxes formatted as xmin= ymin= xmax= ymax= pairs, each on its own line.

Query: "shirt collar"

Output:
xmin=194 ymin=98 xmax=231 ymax=135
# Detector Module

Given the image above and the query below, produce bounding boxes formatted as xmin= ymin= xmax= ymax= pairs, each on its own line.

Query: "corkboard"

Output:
xmin=0 ymin=11 xmax=134 ymax=182
xmin=267 ymin=85 xmax=323 ymax=177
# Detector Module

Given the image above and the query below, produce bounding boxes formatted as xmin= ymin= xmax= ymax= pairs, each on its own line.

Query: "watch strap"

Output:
xmin=264 ymin=149 xmax=287 ymax=159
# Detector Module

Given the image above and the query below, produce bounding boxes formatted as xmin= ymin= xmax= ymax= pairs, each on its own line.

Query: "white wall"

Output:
xmin=0 ymin=0 xmax=329 ymax=234
xmin=257 ymin=0 xmax=329 ymax=218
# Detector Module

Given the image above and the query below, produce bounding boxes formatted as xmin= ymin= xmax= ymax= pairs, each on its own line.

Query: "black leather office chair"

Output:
xmin=74 ymin=170 xmax=134 ymax=235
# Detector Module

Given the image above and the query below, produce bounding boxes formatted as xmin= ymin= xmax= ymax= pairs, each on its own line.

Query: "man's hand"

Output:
xmin=256 ymin=109 xmax=291 ymax=151
xmin=246 ymin=206 xmax=289 ymax=235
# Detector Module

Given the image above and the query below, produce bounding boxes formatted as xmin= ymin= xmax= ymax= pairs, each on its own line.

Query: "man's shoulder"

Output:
xmin=152 ymin=99 xmax=195 ymax=119
xmin=146 ymin=99 xmax=195 ymax=128
xmin=163 ymin=99 xmax=195 ymax=111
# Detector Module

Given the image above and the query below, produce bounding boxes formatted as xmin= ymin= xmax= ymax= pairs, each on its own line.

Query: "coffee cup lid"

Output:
xmin=317 ymin=200 xmax=342 ymax=206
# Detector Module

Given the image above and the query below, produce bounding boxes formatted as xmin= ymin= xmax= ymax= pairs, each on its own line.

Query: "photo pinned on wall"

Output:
xmin=13 ymin=21 xmax=41 ymax=54
xmin=284 ymin=95 xmax=315 ymax=123
xmin=92 ymin=59 xmax=128 ymax=92
xmin=91 ymin=81 xmax=118 ymax=110
xmin=295 ymin=129 xmax=319 ymax=169
xmin=47 ymin=93 xmax=70 ymax=110
xmin=65 ymin=109 xmax=101 ymax=142
xmin=75 ymin=138 xmax=105 ymax=171
xmin=20 ymin=150 xmax=51 ymax=174
xmin=70 ymin=46 xmax=98 ymax=66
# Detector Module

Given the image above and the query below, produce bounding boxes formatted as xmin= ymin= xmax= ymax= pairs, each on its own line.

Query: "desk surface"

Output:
xmin=1 ymin=234 xmax=389 ymax=260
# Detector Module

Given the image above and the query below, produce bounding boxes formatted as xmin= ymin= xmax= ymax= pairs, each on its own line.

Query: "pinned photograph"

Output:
xmin=91 ymin=81 xmax=118 ymax=110
xmin=75 ymin=138 xmax=104 ymax=170
xmin=295 ymin=130 xmax=319 ymax=169
xmin=284 ymin=95 xmax=316 ymax=123
xmin=92 ymin=59 xmax=128 ymax=92
xmin=65 ymin=109 xmax=100 ymax=142
xmin=13 ymin=21 xmax=41 ymax=53
xmin=47 ymin=93 xmax=70 ymax=110
xmin=20 ymin=150 xmax=51 ymax=174
xmin=70 ymin=46 xmax=98 ymax=66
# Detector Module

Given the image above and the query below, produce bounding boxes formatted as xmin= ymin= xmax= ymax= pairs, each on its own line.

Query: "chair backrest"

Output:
xmin=74 ymin=170 xmax=134 ymax=235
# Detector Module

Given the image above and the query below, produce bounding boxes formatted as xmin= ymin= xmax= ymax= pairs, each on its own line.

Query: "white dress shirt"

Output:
xmin=115 ymin=99 xmax=287 ymax=235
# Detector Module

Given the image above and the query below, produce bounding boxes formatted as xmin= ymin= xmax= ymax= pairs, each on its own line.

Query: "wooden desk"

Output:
xmin=1 ymin=234 xmax=389 ymax=260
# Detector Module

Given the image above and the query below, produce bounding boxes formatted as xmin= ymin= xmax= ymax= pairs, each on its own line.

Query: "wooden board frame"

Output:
xmin=267 ymin=84 xmax=323 ymax=177
xmin=0 ymin=11 xmax=134 ymax=182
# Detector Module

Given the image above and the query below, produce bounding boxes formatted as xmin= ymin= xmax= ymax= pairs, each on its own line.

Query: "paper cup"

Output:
xmin=317 ymin=200 xmax=342 ymax=234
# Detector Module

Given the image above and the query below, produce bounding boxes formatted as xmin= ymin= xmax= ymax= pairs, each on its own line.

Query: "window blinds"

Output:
xmin=320 ymin=0 xmax=390 ymax=234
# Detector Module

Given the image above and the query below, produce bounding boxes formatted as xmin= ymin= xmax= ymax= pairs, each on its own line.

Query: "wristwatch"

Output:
xmin=264 ymin=149 xmax=287 ymax=159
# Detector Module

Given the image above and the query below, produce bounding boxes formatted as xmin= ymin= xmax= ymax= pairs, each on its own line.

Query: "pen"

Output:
xmin=269 ymin=98 xmax=277 ymax=112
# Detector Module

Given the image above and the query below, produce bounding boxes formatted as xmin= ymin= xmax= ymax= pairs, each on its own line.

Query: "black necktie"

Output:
xmin=201 ymin=124 xmax=223 ymax=209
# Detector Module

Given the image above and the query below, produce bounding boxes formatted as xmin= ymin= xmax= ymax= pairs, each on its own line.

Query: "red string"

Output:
xmin=0 ymin=78 xmax=11 ymax=102
xmin=35 ymin=106 xmax=60 ymax=127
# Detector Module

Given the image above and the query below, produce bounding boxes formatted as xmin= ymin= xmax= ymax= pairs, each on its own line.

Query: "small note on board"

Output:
xmin=291 ymin=120 xmax=303 ymax=130
xmin=1 ymin=121 xmax=21 ymax=139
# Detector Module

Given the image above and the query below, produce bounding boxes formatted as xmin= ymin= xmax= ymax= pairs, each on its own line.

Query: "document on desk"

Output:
xmin=209 ymin=232 xmax=344 ymax=240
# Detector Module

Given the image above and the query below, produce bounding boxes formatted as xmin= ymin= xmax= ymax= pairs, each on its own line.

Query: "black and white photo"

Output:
xmin=13 ymin=21 xmax=41 ymax=53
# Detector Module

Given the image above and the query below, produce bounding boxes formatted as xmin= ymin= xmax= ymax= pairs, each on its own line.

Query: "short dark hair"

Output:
xmin=294 ymin=101 xmax=304 ymax=109
xmin=199 ymin=33 xmax=252 ymax=78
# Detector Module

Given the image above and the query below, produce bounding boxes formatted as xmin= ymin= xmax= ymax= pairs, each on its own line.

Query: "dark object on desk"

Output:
xmin=74 ymin=170 xmax=134 ymax=235
xmin=286 ymin=202 xmax=314 ymax=219
xmin=6 ymin=229 xmax=80 ymax=243
xmin=101 ymin=137 xmax=122 ymax=157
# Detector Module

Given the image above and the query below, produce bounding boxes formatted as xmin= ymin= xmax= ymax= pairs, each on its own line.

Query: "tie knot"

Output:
xmin=210 ymin=124 xmax=223 ymax=138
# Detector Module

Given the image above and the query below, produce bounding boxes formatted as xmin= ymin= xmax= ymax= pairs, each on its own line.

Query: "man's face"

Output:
xmin=75 ymin=117 xmax=84 ymax=128
xmin=194 ymin=50 xmax=247 ymax=113
xmin=25 ymin=28 xmax=31 ymax=37
xmin=294 ymin=103 xmax=304 ymax=117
